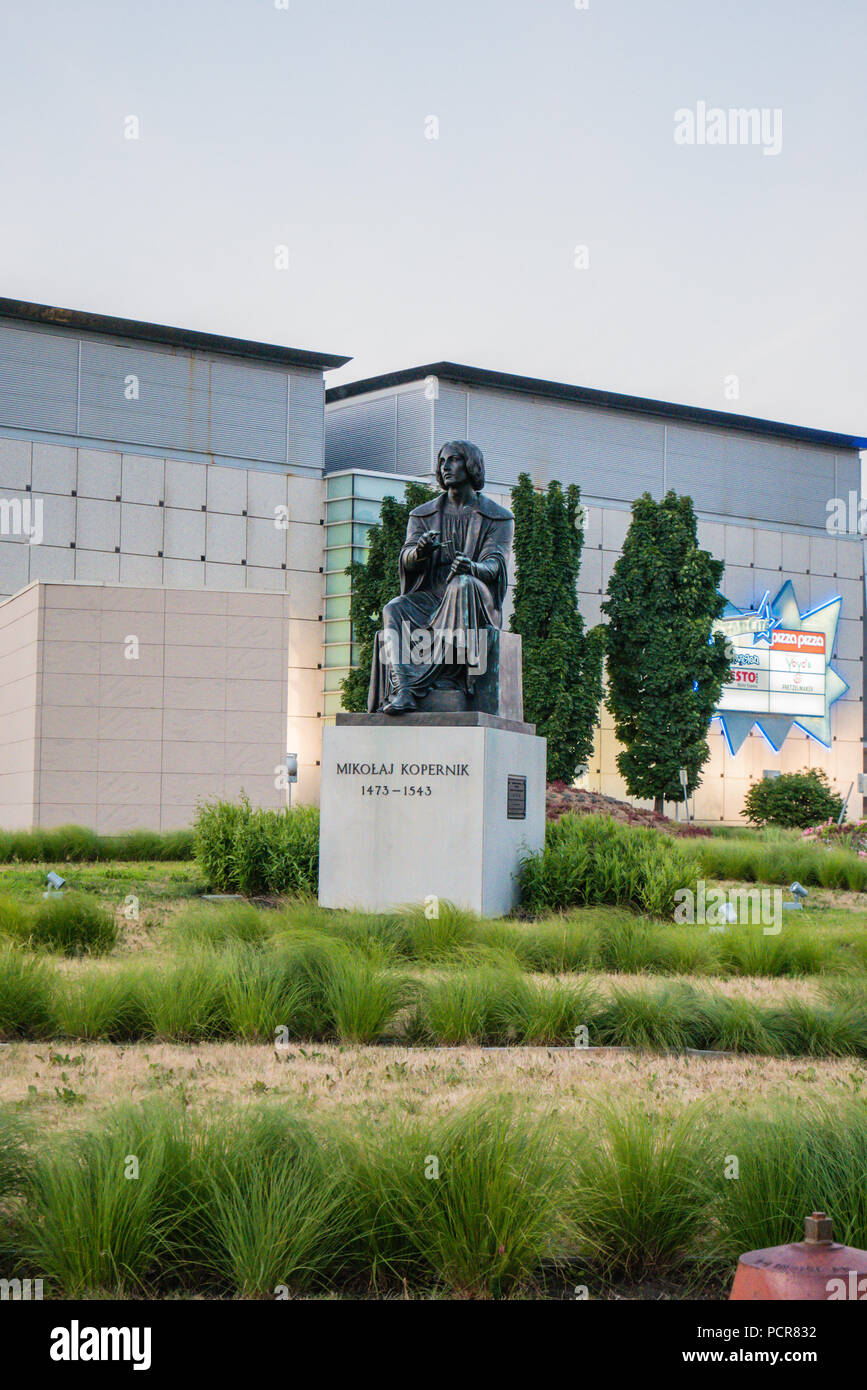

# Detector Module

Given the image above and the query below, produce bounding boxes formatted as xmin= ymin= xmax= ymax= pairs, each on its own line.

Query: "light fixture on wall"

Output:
xmin=285 ymin=752 xmax=298 ymax=808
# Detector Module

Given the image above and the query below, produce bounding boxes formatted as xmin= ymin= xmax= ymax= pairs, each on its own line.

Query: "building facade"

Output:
xmin=0 ymin=302 xmax=863 ymax=827
xmin=0 ymin=298 xmax=346 ymax=824
xmin=325 ymin=364 xmax=867 ymax=822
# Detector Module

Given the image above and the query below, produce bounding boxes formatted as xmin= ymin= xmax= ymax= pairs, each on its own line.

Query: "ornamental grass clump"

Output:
xmin=197 ymin=1109 xmax=352 ymax=1296
xmin=709 ymin=1102 xmax=867 ymax=1271
xmin=0 ymin=948 xmax=56 ymax=1039
xmin=519 ymin=813 xmax=698 ymax=918
xmin=572 ymin=1104 xmax=717 ymax=1279
xmin=19 ymin=1102 xmax=199 ymax=1297
xmin=0 ymin=824 xmax=193 ymax=863
xmin=169 ymin=901 xmax=276 ymax=949
xmin=29 ymin=893 xmax=118 ymax=956
xmin=357 ymin=1100 xmax=570 ymax=1296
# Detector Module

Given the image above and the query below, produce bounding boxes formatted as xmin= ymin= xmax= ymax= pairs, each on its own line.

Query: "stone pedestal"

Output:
xmin=318 ymin=713 xmax=547 ymax=917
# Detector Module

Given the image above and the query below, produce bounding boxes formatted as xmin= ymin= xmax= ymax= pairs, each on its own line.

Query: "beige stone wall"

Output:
xmin=0 ymin=584 xmax=41 ymax=827
xmin=0 ymin=582 xmax=292 ymax=833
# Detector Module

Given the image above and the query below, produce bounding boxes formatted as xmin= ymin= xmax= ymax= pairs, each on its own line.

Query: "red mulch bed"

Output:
xmin=545 ymin=782 xmax=712 ymax=836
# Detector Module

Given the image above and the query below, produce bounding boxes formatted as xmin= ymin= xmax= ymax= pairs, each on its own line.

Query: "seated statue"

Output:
xmin=368 ymin=440 xmax=514 ymax=715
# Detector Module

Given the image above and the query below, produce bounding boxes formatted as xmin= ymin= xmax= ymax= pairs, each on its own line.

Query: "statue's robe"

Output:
xmin=368 ymin=491 xmax=514 ymax=712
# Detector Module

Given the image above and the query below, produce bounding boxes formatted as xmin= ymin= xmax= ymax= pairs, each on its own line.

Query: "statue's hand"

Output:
xmin=448 ymin=553 xmax=476 ymax=578
xmin=415 ymin=529 xmax=441 ymax=556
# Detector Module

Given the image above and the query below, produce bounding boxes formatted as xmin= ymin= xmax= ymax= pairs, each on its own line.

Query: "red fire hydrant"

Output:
xmin=730 ymin=1212 xmax=867 ymax=1300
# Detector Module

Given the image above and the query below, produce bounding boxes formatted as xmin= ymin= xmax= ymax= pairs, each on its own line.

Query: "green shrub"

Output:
xmin=29 ymin=893 xmax=118 ymax=956
xmin=743 ymin=768 xmax=845 ymax=829
xmin=193 ymin=799 xmax=248 ymax=890
xmin=236 ymin=805 xmax=319 ymax=896
xmin=519 ymin=814 xmax=698 ymax=918
xmin=193 ymin=798 xmax=319 ymax=896
xmin=804 ymin=819 xmax=867 ymax=856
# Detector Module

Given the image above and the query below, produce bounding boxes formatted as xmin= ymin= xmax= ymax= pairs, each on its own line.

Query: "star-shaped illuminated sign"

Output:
xmin=749 ymin=592 xmax=781 ymax=645
xmin=712 ymin=581 xmax=848 ymax=755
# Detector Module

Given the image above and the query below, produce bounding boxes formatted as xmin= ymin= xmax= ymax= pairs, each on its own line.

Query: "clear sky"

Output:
xmin=2 ymin=0 xmax=865 ymax=435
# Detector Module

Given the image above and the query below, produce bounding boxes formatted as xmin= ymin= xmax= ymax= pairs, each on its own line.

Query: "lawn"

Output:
xmin=1 ymin=841 xmax=865 ymax=1300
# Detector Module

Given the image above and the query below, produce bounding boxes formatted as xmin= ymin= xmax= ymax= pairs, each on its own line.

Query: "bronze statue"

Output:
xmin=368 ymin=441 xmax=514 ymax=714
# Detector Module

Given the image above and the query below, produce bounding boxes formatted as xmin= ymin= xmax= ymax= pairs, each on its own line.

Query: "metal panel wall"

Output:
xmin=666 ymin=424 xmax=838 ymax=529
xmin=835 ymin=450 xmax=860 ymax=503
xmin=287 ymin=371 xmax=325 ymax=472
xmin=432 ymin=382 xmax=469 ymax=446
xmin=328 ymin=380 xmax=861 ymax=531
xmin=0 ymin=320 xmax=328 ymax=470
xmin=325 ymin=396 xmax=397 ymax=473
xmin=395 ymin=389 xmax=434 ymax=476
xmin=463 ymin=387 xmax=666 ymax=499
xmin=79 ymin=341 xmax=288 ymax=462
xmin=0 ymin=325 xmax=78 ymax=433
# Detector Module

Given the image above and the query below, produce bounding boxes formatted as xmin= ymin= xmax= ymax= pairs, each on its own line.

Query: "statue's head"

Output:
xmin=436 ymin=440 xmax=485 ymax=492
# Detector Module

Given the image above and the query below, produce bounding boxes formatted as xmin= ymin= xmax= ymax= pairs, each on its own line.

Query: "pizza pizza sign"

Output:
xmin=711 ymin=583 xmax=847 ymax=754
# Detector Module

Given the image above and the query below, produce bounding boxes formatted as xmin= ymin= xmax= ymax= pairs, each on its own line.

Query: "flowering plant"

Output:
xmin=802 ymin=819 xmax=867 ymax=857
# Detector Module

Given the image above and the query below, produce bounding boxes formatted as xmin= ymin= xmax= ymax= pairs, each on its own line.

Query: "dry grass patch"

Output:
xmin=2 ymin=1040 xmax=865 ymax=1137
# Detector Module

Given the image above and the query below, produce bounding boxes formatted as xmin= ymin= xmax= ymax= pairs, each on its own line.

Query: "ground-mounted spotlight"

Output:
xmin=45 ymin=871 xmax=66 ymax=892
xmin=783 ymin=881 xmax=808 ymax=911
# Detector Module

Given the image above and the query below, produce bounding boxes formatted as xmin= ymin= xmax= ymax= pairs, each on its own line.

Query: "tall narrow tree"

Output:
xmin=340 ymin=482 xmax=436 ymax=713
xmin=602 ymin=490 xmax=730 ymax=813
xmin=510 ymin=474 xmax=604 ymax=783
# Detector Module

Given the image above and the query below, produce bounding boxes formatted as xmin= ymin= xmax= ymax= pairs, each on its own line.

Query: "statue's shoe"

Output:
xmin=383 ymin=688 xmax=418 ymax=715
